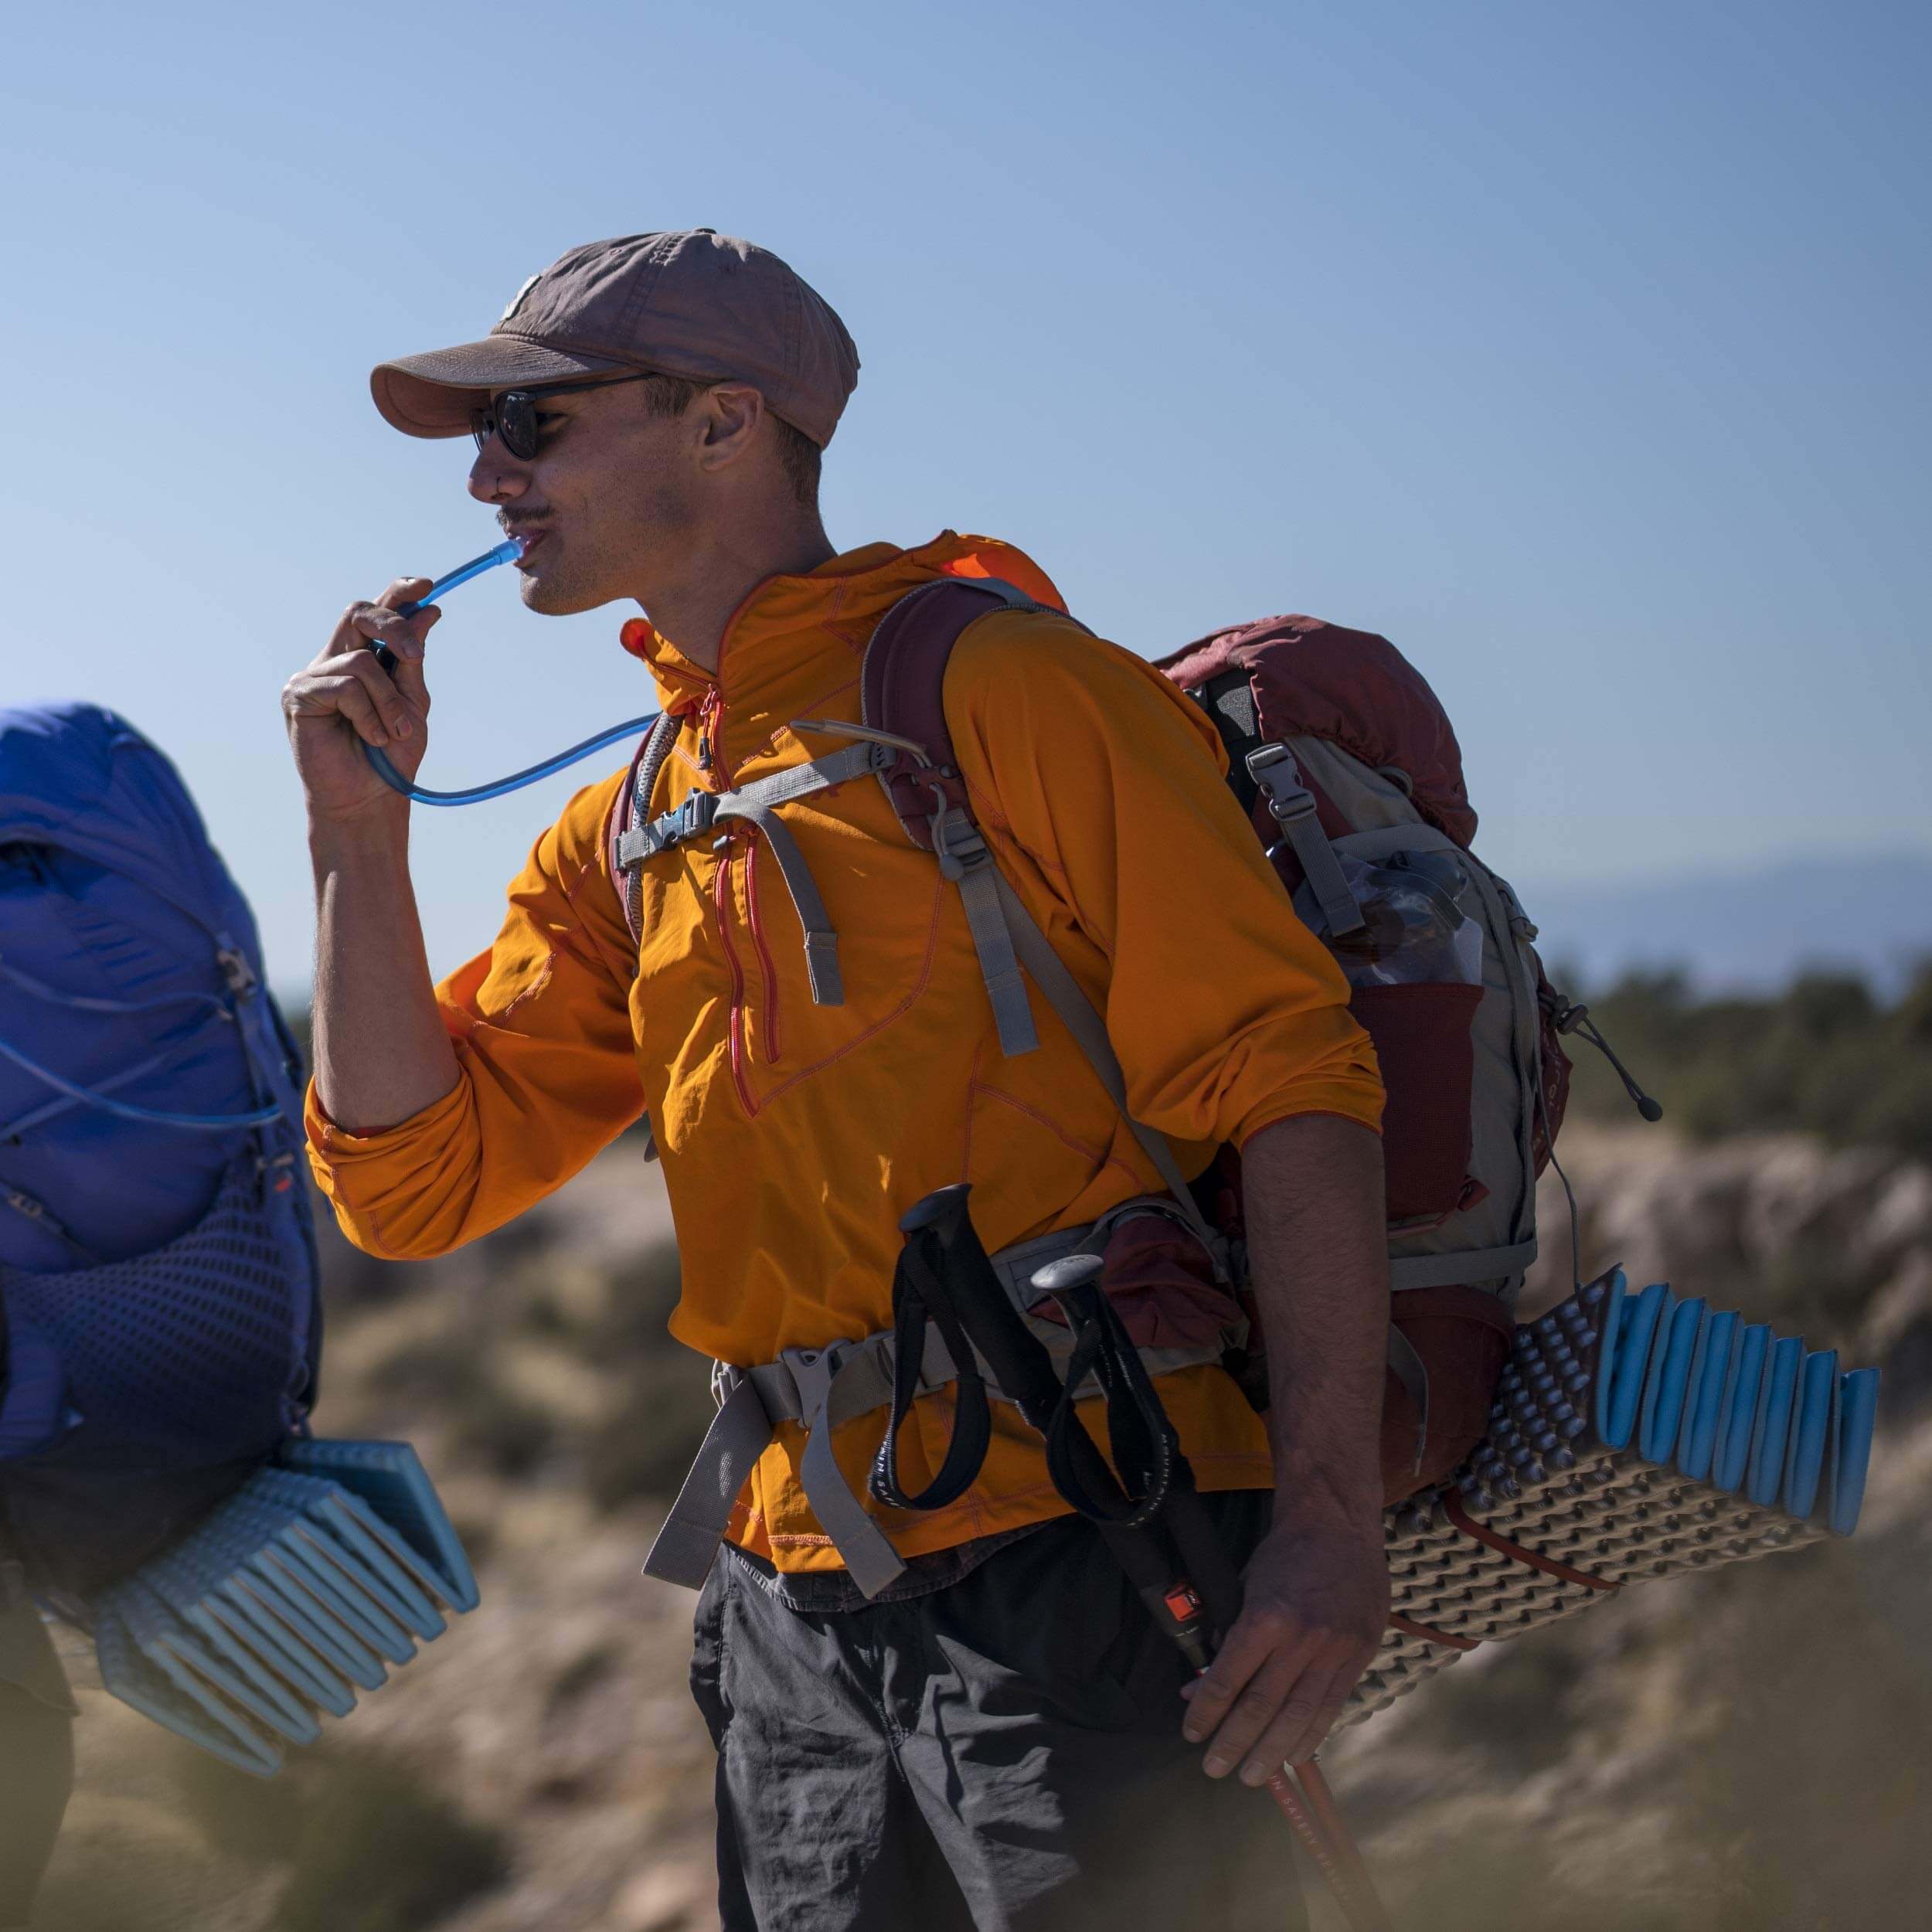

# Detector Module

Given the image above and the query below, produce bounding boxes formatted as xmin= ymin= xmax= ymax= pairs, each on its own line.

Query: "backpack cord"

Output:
xmin=1535 ymin=1073 xmax=1583 ymax=1292
xmin=0 ymin=1032 xmax=282 ymax=1134
xmin=0 ymin=956 xmax=230 ymax=1022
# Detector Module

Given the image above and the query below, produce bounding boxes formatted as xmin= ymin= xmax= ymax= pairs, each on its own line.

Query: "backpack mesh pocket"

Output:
xmin=1 ymin=1155 xmax=315 ymax=1604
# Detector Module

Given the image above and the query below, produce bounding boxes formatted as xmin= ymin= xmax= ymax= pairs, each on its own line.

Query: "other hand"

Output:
xmin=1180 ymin=1512 xmax=1389 ymax=1782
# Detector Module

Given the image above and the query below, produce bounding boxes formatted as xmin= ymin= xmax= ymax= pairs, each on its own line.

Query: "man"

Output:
xmin=287 ymin=229 xmax=1391 ymax=1931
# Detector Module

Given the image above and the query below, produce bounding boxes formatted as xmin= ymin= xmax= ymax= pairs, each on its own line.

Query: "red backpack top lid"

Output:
xmin=1158 ymin=616 xmax=1478 ymax=851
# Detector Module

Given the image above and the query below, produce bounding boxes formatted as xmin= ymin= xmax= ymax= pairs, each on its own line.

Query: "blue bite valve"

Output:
xmin=361 ymin=536 xmax=659 ymax=806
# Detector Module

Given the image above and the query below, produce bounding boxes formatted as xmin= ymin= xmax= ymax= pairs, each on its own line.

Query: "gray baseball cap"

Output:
xmin=369 ymin=229 xmax=860 ymax=447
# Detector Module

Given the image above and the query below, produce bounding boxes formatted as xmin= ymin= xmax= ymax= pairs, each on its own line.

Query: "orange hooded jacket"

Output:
xmin=307 ymin=533 xmax=1385 ymax=1572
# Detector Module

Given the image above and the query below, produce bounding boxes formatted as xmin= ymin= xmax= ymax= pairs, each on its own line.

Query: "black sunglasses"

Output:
xmin=469 ymin=372 xmax=658 ymax=462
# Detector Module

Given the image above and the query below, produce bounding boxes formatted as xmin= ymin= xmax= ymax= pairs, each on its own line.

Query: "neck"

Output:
xmin=634 ymin=512 xmax=836 ymax=675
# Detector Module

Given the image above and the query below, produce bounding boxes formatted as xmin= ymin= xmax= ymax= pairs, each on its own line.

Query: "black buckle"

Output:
xmin=645 ymin=790 xmax=721 ymax=857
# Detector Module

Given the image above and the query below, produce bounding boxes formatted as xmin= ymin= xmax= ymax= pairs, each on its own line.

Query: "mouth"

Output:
xmin=503 ymin=525 xmax=551 ymax=565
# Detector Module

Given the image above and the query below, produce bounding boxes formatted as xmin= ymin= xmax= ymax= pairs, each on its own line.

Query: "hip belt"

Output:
xmin=641 ymin=1206 xmax=1243 ymax=1599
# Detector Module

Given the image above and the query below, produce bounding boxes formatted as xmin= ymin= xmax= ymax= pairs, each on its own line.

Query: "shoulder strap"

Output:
xmin=859 ymin=577 xmax=1060 ymax=1059
xmin=861 ymin=579 xmax=1223 ymax=1254
xmin=859 ymin=575 xmax=1054 ymax=852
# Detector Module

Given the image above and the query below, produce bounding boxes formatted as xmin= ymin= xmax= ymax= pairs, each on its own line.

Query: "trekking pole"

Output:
xmin=883 ymin=1189 xmax=1395 ymax=1932
xmin=1029 ymin=1252 xmax=1395 ymax=1932
xmin=1087 ymin=1495 xmax=1388 ymax=1928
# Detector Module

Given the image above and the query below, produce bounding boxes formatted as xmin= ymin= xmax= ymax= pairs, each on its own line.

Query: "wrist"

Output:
xmin=1264 ymin=1445 xmax=1384 ymax=1529
xmin=1263 ymin=1494 xmax=1385 ymax=1548
xmin=308 ymin=797 xmax=411 ymax=859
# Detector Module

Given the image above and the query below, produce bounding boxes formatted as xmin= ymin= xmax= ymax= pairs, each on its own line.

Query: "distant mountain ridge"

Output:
xmin=1515 ymin=849 xmax=1932 ymax=995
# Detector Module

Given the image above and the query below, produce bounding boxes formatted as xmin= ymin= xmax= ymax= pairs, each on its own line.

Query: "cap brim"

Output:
xmin=369 ymin=335 xmax=632 ymax=438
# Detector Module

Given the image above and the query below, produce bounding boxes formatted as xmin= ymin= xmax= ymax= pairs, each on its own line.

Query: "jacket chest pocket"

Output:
xmin=638 ymin=801 xmax=975 ymax=1116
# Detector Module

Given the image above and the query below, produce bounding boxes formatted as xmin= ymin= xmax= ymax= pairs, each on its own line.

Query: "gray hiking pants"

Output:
xmin=690 ymin=1493 xmax=1305 ymax=1932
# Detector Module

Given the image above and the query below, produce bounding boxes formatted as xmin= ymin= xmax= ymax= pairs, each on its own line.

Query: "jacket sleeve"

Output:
xmin=304 ymin=770 xmax=645 ymax=1258
xmin=944 ymin=610 xmax=1384 ymax=1151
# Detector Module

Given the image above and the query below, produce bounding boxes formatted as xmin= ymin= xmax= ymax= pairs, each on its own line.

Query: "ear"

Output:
xmin=695 ymin=384 xmax=767 ymax=471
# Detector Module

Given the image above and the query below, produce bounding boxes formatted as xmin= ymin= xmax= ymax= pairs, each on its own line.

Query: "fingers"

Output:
xmin=284 ymin=649 xmax=419 ymax=748
xmin=386 ymin=608 xmax=438 ymax=709
xmin=1185 ymin=1625 xmax=1318 ymax=1781
xmin=1185 ymin=1604 xmax=1379 ymax=1783
xmin=1236 ymin=1666 xmax=1349 ymax=1782
xmin=376 ymin=576 xmax=433 ymax=612
xmin=1182 ymin=1607 xmax=1298 ymax=1745
xmin=320 ymin=582 xmax=439 ymax=668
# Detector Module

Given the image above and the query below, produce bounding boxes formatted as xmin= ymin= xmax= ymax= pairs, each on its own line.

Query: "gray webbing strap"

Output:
xmin=1387 ymin=1240 xmax=1537 ymax=1292
xmin=617 ymin=742 xmax=883 ymax=1005
xmin=716 ymin=800 xmax=845 ymax=1006
xmin=1245 ymin=743 xmax=1365 ymax=938
xmin=988 ymin=873 xmax=1222 ymax=1257
xmin=1386 ymin=1325 xmax=1430 ymax=1475
xmin=938 ymin=815 xmax=1039 ymax=1056
xmin=618 ymin=743 xmax=882 ymax=868
xmin=641 ymin=1321 xmax=961 ymax=1598
xmin=732 ymin=741 xmax=883 ymax=808
xmin=640 ymin=1374 xmax=778 ymax=1590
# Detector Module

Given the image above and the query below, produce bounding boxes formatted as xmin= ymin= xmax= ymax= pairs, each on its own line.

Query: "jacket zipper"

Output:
xmin=696 ymin=676 xmax=778 ymax=1098
xmin=744 ymin=836 xmax=783 ymax=1063
xmin=696 ymin=686 xmax=723 ymax=774
xmin=713 ymin=833 xmax=758 ymax=1117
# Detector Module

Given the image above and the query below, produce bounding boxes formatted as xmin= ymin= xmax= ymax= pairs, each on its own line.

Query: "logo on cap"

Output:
xmin=498 ymin=274 xmax=540 ymax=325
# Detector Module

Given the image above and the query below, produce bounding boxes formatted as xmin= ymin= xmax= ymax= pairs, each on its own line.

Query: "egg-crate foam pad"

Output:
xmin=1338 ymin=1268 xmax=1879 ymax=1730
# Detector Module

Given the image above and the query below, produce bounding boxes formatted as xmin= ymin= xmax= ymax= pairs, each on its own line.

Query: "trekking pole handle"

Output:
xmin=1029 ymin=1252 xmax=1105 ymax=1299
xmin=897 ymin=1182 xmax=975 ymax=1243
xmin=896 ymin=1185 xmax=1066 ymax=1421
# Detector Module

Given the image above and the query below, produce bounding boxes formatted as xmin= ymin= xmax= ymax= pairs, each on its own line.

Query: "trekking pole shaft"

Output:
xmin=1291 ymin=1757 xmax=1388 ymax=1920
xmin=1264 ymin=1764 xmax=1393 ymax=1932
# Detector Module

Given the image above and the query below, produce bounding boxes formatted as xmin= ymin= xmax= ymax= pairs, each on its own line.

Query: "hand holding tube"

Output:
xmin=282 ymin=577 xmax=443 ymax=827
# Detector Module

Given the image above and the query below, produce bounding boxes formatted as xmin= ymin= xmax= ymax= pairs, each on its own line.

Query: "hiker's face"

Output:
xmin=468 ymin=380 xmax=704 ymax=616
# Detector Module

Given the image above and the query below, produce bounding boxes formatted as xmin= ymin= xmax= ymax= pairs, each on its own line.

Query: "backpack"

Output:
xmin=611 ymin=583 xmax=1573 ymax=1505
xmin=1155 ymin=613 xmax=1573 ymax=1495
xmin=0 ymin=703 xmax=319 ymax=1612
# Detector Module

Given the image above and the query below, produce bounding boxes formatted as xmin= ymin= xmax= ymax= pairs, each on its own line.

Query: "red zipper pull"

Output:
xmin=696 ymin=687 xmax=720 ymax=773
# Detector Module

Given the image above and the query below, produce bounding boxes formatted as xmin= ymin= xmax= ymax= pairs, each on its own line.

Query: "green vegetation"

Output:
xmin=1557 ymin=962 xmax=1932 ymax=1159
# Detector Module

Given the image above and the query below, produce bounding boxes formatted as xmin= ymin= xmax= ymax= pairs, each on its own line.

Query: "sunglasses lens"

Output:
xmin=469 ymin=408 xmax=493 ymax=457
xmin=498 ymin=392 xmax=539 ymax=461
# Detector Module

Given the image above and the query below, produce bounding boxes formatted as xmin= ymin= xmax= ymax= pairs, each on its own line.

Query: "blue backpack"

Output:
xmin=0 ymin=703 xmax=319 ymax=1612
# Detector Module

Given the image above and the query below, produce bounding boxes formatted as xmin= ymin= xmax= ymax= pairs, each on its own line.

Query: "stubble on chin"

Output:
xmin=517 ymin=556 xmax=599 ymax=617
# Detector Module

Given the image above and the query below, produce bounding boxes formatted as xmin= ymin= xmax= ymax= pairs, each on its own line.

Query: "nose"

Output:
xmin=468 ymin=436 xmax=529 ymax=505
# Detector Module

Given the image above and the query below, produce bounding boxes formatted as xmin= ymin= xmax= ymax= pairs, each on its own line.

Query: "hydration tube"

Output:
xmin=362 ymin=537 xmax=659 ymax=808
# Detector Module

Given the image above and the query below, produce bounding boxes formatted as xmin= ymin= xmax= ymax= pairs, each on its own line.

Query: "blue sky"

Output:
xmin=4 ymin=0 xmax=1927 ymax=996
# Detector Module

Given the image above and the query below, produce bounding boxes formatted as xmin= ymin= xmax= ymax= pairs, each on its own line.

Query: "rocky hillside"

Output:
xmin=29 ymin=1124 xmax=1932 ymax=1931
